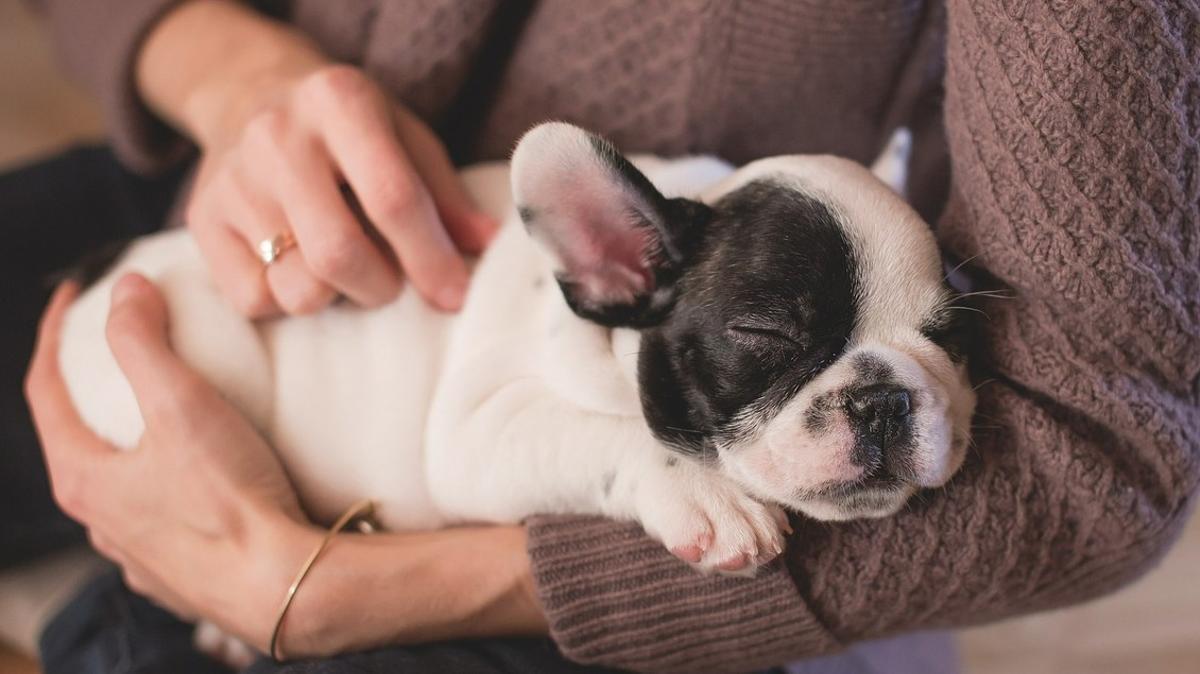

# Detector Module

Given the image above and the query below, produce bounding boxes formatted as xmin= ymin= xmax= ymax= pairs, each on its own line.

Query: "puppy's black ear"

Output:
xmin=511 ymin=122 xmax=710 ymax=327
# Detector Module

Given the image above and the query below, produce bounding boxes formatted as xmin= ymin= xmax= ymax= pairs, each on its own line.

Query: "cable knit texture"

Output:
xmin=28 ymin=1 xmax=1200 ymax=672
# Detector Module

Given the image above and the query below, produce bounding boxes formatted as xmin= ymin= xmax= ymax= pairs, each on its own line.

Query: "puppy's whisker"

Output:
xmin=956 ymin=290 xmax=1014 ymax=301
xmin=663 ymin=424 xmax=704 ymax=435
xmin=947 ymin=305 xmax=990 ymax=320
xmin=944 ymin=254 xmax=981 ymax=280
xmin=912 ymin=490 xmax=930 ymax=508
xmin=972 ymin=378 xmax=997 ymax=391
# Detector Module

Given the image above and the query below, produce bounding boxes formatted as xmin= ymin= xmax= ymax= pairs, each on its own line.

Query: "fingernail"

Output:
xmin=437 ymin=283 xmax=465 ymax=310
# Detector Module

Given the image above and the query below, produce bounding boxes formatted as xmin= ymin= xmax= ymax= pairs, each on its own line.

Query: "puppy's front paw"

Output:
xmin=635 ymin=463 xmax=790 ymax=574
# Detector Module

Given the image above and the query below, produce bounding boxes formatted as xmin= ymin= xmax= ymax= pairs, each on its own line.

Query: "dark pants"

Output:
xmin=0 ymin=148 xmax=621 ymax=674
xmin=1 ymin=145 xmax=183 ymax=568
xmin=41 ymin=571 xmax=618 ymax=674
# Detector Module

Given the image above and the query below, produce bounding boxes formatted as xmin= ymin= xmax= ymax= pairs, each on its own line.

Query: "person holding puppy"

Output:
xmin=11 ymin=1 xmax=1199 ymax=672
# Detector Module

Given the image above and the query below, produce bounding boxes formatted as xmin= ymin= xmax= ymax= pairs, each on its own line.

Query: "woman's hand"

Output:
xmin=26 ymin=276 xmax=546 ymax=656
xmin=25 ymin=276 xmax=313 ymax=647
xmin=137 ymin=0 xmax=497 ymax=316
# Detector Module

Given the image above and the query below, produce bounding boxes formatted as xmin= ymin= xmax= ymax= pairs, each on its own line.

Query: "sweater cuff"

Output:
xmin=526 ymin=515 xmax=839 ymax=673
xmin=42 ymin=0 xmax=193 ymax=174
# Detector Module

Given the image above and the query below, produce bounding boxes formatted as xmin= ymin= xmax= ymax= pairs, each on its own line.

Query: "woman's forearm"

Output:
xmin=134 ymin=0 xmax=328 ymax=148
xmin=268 ymin=517 xmax=548 ymax=659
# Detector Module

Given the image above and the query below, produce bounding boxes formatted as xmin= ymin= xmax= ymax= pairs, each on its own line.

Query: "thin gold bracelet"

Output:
xmin=269 ymin=498 xmax=376 ymax=662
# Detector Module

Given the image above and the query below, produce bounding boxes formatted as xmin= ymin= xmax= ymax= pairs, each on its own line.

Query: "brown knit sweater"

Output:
xmin=30 ymin=1 xmax=1200 ymax=672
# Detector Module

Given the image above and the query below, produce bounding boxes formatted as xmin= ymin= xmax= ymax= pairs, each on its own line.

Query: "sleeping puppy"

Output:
xmin=59 ymin=122 xmax=975 ymax=655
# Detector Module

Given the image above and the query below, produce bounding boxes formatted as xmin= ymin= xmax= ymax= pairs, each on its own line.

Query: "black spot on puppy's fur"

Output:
xmin=852 ymin=353 xmax=894 ymax=385
xmin=637 ymin=179 xmax=860 ymax=455
xmin=516 ymin=205 xmax=537 ymax=226
xmin=601 ymin=470 xmax=617 ymax=498
xmin=803 ymin=392 xmax=838 ymax=434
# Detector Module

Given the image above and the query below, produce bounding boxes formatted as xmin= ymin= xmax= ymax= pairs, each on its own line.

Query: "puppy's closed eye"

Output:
xmin=726 ymin=323 xmax=807 ymax=351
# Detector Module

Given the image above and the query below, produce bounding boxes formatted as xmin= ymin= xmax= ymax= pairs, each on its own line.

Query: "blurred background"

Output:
xmin=0 ymin=1 xmax=1196 ymax=672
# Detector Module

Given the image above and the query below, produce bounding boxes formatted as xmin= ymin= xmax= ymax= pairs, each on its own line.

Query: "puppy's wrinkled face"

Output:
xmin=512 ymin=123 xmax=975 ymax=521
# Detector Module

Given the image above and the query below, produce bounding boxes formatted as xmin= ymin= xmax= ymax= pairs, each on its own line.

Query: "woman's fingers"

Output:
xmin=25 ymin=284 xmax=93 ymax=456
xmin=216 ymin=171 xmax=340 ymax=314
xmin=393 ymin=106 xmax=498 ymax=255
xmin=187 ymin=167 xmax=280 ymax=317
xmin=188 ymin=64 xmax=495 ymax=316
xmin=274 ymin=147 xmax=401 ymax=309
xmin=246 ymin=104 xmax=403 ymax=309
xmin=315 ymin=71 xmax=469 ymax=311
xmin=25 ymin=283 xmax=79 ymax=425
xmin=104 ymin=274 xmax=218 ymax=428
xmin=266 ymin=250 xmax=339 ymax=315
xmin=24 ymin=283 xmax=118 ymax=518
xmin=190 ymin=221 xmax=280 ymax=317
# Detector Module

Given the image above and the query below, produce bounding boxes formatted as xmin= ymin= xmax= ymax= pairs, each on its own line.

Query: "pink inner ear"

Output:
xmin=540 ymin=175 xmax=660 ymax=307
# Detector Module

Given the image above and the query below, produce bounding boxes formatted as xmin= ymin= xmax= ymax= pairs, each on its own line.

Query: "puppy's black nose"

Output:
xmin=846 ymin=385 xmax=913 ymax=473
xmin=846 ymin=385 xmax=912 ymax=423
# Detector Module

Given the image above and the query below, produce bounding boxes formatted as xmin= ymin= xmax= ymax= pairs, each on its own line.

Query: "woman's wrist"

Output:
xmin=275 ymin=524 xmax=548 ymax=659
xmin=196 ymin=505 xmax=324 ymax=652
xmin=135 ymin=0 xmax=329 ymax=150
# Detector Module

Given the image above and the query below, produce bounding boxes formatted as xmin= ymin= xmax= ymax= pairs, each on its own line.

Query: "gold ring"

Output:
xmin=257 ymin=232 xmax=295 ymax=266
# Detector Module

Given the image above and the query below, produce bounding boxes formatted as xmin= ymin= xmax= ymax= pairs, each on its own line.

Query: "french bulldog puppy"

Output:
xmin=59 ymin=122 xmax=974 ymax=660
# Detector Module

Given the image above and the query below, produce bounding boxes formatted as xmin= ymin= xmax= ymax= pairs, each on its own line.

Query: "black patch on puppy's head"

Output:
xmin=636 ymin=180 xmax=861 ymax=456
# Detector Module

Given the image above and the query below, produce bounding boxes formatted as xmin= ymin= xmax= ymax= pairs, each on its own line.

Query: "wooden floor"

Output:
xmin=1 ymin=1 xmax=1196 ymax=672
xmin=0 ymin=647 xmax=38 ymax=674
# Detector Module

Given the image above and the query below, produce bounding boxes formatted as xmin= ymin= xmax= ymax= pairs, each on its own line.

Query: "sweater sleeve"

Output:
xmin=525 ymin=1 xmax=1200 ymax=671
xmin=27 ymin=0 xmax=196 ymax=174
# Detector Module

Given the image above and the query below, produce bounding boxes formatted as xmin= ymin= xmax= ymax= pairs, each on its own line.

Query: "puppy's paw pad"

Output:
xmin=715 ymin=551 xmax=753 ymax=572
xmin=670 ymin=544 xmax=706 ymax=563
